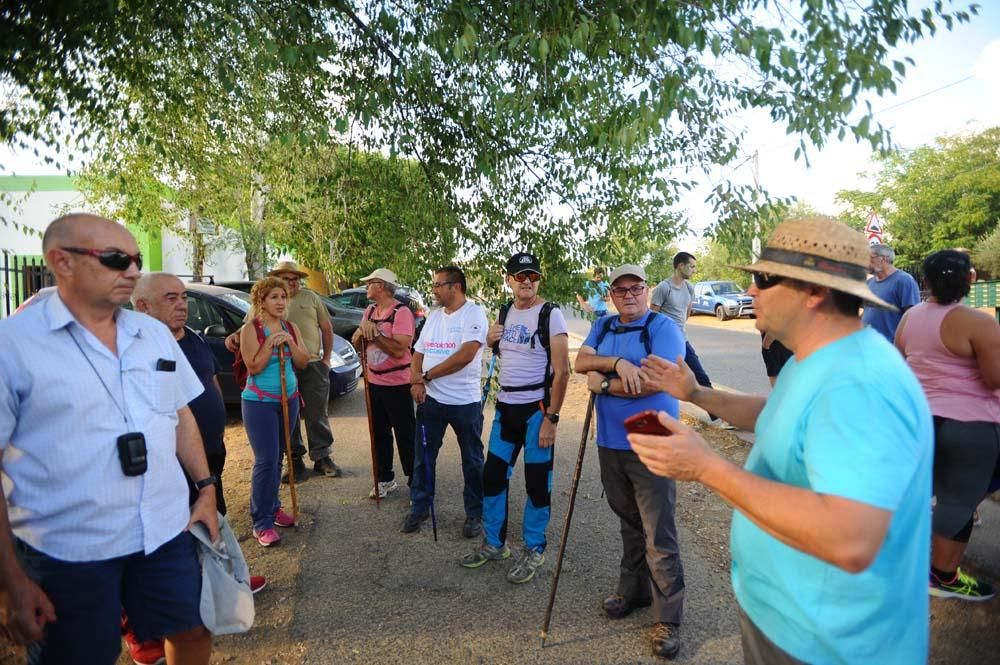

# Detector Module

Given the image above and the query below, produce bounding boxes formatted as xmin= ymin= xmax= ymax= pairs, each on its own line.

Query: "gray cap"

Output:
xmin=608 ymin=264 xmax=647 ymax=284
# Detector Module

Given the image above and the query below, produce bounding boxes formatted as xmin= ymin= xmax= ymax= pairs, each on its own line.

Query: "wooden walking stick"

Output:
xmin=360 ymin=339 xmax=381 ymax=508
xmin=278 ymin=344 xmax=299 ymax=522
xmin=540 ymin=392 xmax=596 ymax=647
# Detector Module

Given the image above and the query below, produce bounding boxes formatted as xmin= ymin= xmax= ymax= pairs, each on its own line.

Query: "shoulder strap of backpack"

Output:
xmin=640 ymin=311 xmax=659 ymax=356
xmin=593 ymin=314 xmax=615 ymax=350
xmin=491 ymin=301 xmax=513 ymax=355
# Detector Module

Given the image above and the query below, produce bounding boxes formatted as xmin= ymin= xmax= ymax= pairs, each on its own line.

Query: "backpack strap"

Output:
xmin=498 ymin=302 xmax=559 ymax=408
xmin=491 ymin=301 xmax=513 ymax=356
xmin=593 ymin=311 xmax=659 ymax=356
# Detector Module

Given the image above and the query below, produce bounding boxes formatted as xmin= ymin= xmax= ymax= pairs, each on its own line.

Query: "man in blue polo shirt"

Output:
xmin=575 ymin=263 xmax=686 ymax=660
xmin=630 ymin=219 xmax=932 ymax=665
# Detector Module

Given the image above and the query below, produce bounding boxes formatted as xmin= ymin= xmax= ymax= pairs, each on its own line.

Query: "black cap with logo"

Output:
xmin=505 ymin=252 xmax=542 ymax=276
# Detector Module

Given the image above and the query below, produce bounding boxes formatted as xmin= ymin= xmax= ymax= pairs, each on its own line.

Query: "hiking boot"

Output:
xmin=506 ymin=548 xmax=545 ymax=584
xmin=314 ymin=456 xmax=342 ymax=477
xmin=273 ymin=508 xmax=296 ymax=528
xmin=929 ymin=568 xmax=996 ymax=601
xmin=122 ymin=614 xmax=165 ymax=665
xmin=462 ymin=516 xmax=483 ymax=538
xmin=249 ymin=575 xmax=267 ymax=594
xmin=253 ymin=528 xmax=281 ymax=547
xmin=602 ymin=593 xmax=652 ymax=619
xmin=281 ymin=457 xmax=307 ymax=484
xmin=460 ymin=541 xmax=512 ymax=569
xmin=401 ymin=511 xmax=429 ymax=533
xmin=369 ymin=479 xmax=399 ymax=499
xmin=708 ymin=416 xmax=736 ymax=430
xmin=651 ymin=622 xmax=681 ymax=659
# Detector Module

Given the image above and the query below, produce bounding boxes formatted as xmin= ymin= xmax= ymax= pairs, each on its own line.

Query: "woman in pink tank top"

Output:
xmin=895 ymin=250 xmax=1000 ymax=602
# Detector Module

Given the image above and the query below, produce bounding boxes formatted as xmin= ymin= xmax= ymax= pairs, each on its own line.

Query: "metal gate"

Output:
xmin=1 ymin=253 xmax=54 ymax=318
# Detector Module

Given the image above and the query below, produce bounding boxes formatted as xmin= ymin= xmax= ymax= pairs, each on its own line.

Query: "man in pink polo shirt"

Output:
xmin=352 ymin=268 xmax=416 ymax=498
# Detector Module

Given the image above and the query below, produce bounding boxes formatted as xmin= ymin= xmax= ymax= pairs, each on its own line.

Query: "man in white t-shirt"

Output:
xmin=404 ymin=265 xmax=489 ymax=537
xmin=460 ymin=252 xmax=570 ymax=584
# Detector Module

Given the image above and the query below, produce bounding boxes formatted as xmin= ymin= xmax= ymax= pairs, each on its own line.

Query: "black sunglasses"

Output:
xmin=752 ymin=272 xmax=786 ymax=290
xmin=62 ymin=247 xmax=143 ymax=271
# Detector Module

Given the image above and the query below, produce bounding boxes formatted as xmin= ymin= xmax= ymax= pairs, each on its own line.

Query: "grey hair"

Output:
xmin=871 ymin=244 xmax=895 ymax=263
xmin=132 ymin=272 xmax=180 ymax=306
xmin=383 ymin=282 xmax=398 ymax=295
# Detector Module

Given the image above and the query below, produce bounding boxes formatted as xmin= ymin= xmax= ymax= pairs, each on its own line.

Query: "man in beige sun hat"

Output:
xmin=626 ymin=218 xmax=933 ymax=665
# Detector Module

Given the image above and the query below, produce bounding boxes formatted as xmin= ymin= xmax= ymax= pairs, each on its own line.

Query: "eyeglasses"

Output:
xmin=610 ymin=284 xmax=646 ymax=297
xmin=62 ymin=247 xmax=143 ymax=271
xmin=510 ymin=272 xmax=541 ymax=283
xmin=752 ymin=272 xmax=786 ymax=290
xmin=431 ymin=281 xmax=457 ymax=289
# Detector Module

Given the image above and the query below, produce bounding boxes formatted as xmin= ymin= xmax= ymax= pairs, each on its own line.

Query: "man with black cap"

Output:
xmin=574 ymin=263 xmax=687 ymax=660
xmin=630 ymin=219 xmax=933 ymax=665
xmin=460 ymin=253 xmax=570 ymax=584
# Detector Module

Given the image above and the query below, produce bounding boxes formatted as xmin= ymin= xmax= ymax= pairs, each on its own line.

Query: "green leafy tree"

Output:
xmin=2 ymin=0 xmax=980 ymax=299
xmin=837 ymin=127 xmax=1000 ymax=269
xmin=973 ymin=225 xmax=1000 ymax=279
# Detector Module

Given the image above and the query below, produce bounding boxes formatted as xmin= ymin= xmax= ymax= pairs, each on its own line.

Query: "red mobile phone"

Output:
xmin=623 ymin=410 xmax=672 ymax=436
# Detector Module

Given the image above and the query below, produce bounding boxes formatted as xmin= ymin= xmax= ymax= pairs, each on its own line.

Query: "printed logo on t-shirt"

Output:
xmin=501 ymin=324 xmax=532 ymax=345
xmin=424 ymin=340 xmax=457 ymax=356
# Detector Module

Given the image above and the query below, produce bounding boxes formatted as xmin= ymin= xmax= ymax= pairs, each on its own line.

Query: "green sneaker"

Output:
xmin=460 ymin=542 xmax=511 ymax=568
xmin=507 ymin=548 xmax=545 ymax=584
xmin=929 ymin=568 xmax=996 ymax=602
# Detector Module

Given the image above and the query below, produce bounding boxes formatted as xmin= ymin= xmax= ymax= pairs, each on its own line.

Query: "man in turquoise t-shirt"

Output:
xmin=628 ymin=219 xmax=933 ymax=665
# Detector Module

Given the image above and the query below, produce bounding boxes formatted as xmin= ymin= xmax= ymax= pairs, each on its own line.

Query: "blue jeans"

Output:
xmin=684 ymin=341 xmax=717 ymax=420
xmin=17 ymin=531 xmax=202 ymax=664
xmin=411 ymin=397 xmax=484 ymax=519
xmin=242 ymin=398 xmax=299 ymax=532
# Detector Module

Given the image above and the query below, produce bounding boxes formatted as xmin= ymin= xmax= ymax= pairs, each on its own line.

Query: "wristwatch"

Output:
xmin=546 ymin=412 xmax=560 ymax=424
xmin=422 ymin=371 xmax=432 ymax=383
xmin=194 ymin=475 xmax=218 ymax=491
xmin=600 ymin=377 xmax=611 ymax=395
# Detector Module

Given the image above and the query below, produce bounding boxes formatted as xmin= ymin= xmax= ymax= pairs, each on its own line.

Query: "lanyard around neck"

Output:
xmin=66 ymin=326 xmax=130 ymax=425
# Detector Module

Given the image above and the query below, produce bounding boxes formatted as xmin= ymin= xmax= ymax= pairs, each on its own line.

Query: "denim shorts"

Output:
xmin=17 ymin=530 xmax=203 ymax=664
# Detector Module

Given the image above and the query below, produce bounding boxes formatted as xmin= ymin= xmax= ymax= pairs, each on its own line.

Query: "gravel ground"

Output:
xmin=3 ymin=359 xmax=997 ymax=664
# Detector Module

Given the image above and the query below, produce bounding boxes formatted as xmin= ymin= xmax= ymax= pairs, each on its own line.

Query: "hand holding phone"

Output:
xmin=623 ymin=410 xmax=672 ymax=436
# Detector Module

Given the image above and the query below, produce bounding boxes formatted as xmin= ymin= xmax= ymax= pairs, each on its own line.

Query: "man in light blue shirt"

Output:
xmin=0 ymin=214 xmax=218 ymax=664
xmin=629 ymin=219 xmax=932 ymax=665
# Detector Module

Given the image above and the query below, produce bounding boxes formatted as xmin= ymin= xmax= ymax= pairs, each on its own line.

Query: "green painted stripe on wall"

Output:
xmin=0 ymin=175 xmax=79 ymax=192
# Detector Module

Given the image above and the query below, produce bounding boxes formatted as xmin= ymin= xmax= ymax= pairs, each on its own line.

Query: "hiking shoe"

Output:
xmin=602 ymin=593 xmax=652 ymax=619
xmin=651 ymin=622 xmax=681 ymax=659
xmin=462 ymin=516 xmax=483 ymax=538
xmin=507 ymin=548 xmax=545 ymax=584
xmin=929 ymin=568 xmax=996 ymax=601
xmin=369 ymin=479 xmax=399 ymax=499
xmin=253 ymin=528 xmax=281 ymax=547
xmin=122 ymin=615 xmax=165 ymax=665
xmin=273 ymin=508 xmax=296 ymax=528
xmin=401 ymin=511 xmax=429 ymax=533
xmin=281 ymin=458 xmax=307 ymax=484
xmin=314 ymin=456 xmax=342 ymax=477
xmin=249 ymin=575 xmax=266 ymax=594
xmin=460 ymin=541 xmax=512 ymax=568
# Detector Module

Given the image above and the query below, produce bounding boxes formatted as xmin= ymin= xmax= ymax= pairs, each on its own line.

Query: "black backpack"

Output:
xmin=493 ymin=301 xmax=559 ymax=406
xmin=592 ymin=311 xmax=661 ymax=357
xmin=363 ymin=302 xmax=421 ymax=375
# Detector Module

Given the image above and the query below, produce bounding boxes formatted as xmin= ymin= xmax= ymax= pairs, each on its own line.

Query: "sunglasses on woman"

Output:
xmin=752 ymin=272 xmax=786 ymax=290
xmin=62 ymin=247 xmax=143 ymax=271
xmin=511 ymin=272 xmax=541 ymax=283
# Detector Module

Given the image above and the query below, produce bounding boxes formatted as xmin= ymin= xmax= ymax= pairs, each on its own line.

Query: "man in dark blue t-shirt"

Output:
xmin=134 ymin=273 xmax=228 ymax=512
xmin=862 ymin=244 xmax=920 ymax=341
xmin=575 ymin=263 xmax=687 ymax=660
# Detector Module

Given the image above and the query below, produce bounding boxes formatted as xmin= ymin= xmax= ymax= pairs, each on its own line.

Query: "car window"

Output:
xmin=186 ymin=293 xmax=227 ymax=333
xmin=330 ymin=293 xmax=365 ymax=308
xmin=715 ymin=282 xmax=740 ymax=294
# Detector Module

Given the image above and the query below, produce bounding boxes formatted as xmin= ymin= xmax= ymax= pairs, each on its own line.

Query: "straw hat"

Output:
xmin=737 ymin=218 xmax=896 ymax=311
xmin=268 ymin=260 xmax=309 ymax=278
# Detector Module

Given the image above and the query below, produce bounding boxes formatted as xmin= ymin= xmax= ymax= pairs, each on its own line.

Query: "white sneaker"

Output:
xmin=368 ymin=479 xmax=399 ymax=499
xmin=709 ymin=417 xmax=736 ymax=430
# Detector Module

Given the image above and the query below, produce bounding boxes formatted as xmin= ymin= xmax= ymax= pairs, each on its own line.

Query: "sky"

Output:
xmin=3 ymin=2 xmax=998 ymax=254
xmin=675 ymin=1 xmax=1000 ymax=251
